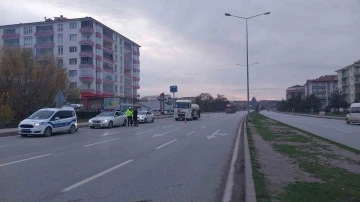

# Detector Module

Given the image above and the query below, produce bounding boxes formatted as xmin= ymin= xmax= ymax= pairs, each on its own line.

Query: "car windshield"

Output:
xmin=138 ymin=111 xmax=147 ymax=115
xmin=28 ymin=110 xmax=55 ymax=119
xmin=351 ymin=107 xmax=360 ymax=113
xmin=98 ymin=112 xmax=114 ymax=116
xmin=175 ymin=102 xmax=190 ymax=109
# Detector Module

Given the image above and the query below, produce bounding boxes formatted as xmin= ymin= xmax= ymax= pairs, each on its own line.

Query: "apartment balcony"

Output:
xmin=80 ymin=89 xmax=95 ymax=94
xmin=341 ymin=82 xmax=349 ymax=87
xmin=124 ymin=93 xmax=134 ymax=98
xmin=34 ymin=43 xmax=55 ymax=48
xmin=354 ymin=71 xmax=360 ymax=76
xmin=80 ymin=27 xmax=94 ymax=34
xmin=2 ymin=34 xmax=20 ymax=39
xmin=96 ymin=32 xmax=102 ymax=38
xmin=79 ymin=40 xmax=95 ymax=46
xmin=124 ymin=84 xmax=132 ymax=88
xmin=103 ymin=68 xmax=114 ymax=74
xmin=133 ymin=85 xmax=140 ymax=89
xmin=103 ymin=57 xmax=114 ymax=64
xmin=35 ymin=55 xmax=53 ymax=60
xmin=96 ymin=78 xmax=102 ymax=83
xmin=103 ymin=35 xmax=114 ymax=43
xmin=133 ymin=59 xmax=140 ymax=64
xmin=96 ymin=67 xmax=102 ymax=72
xmin=79 ymin=76 xmax=94 ymax=82
xmin=79 ymin=51 xmax=94 ymax=57
xmin=103 ymin=79 xmax=115 ymax=84
xmin=136 ymin=94 xmax=140 ymax=97
xmin=96 ymin=90 xmax=102 ymax=95
xmin=355 ymin=80 xmax=360 ymax=84
xmin=133 ymin=67 xmax=140 ymax=72
xmin=103 ymin=46 xmax=114 ymax=54
xmin=356 ymin=88 xmax=360 ymax=93
xmin=95 ymin=55 xmax=102 ymax=61
xmin=124 ymin=74 xmax=132 ymax=79
xmin=103 ymin=90 xmax=114 ymax=96
xmin=124 ymin=65 xmax=132 ymax=70
xmin=34 ymin=31 xmax=54 ymax=37
xmin=133 ymin=51 xmax=137 ymax=56
xmin=124 ymin=46 xmax=131 ymax=51
xmin=96 ymin=44 xmax=102 ymax=49
xmin=79 ymin=64 xmax=94 ymax=69
xmin=133 ymin=77 xmax=140 ymax=81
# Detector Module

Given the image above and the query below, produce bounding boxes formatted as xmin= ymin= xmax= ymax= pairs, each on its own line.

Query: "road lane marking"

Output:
xmin=153 ymin=129 xmax=178 ymax=137
xmin=185 ymin=131 xmax=196 ymax=136
xmin=208 ymin=123 xmax=213 ymax=126
xmin=0 ymin=145 xmax=11 ymax=148
xmin=135 ymin=130 xmax=154 ymax=135
xmin=0 ymin=153 xmax=53 ymax=168
xmin=337 ymin=129 xmax=352 ymax=133
xmin=83 ymin=138 xmax=120 ymax=147
xmin=156 ymin=139 xmax=178 ymax=149
xmin=100 ymin=128 xmax=141 ymax=136
xmin=61 ymin=159 xmax=134 ymax=192
xmin=201 ymin=126 xmax=207 ymax=129
xmin=162 ymin=124 xmax=174 ymax=128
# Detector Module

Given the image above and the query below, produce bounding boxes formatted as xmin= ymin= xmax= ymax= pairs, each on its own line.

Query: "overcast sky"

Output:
xmin=1 ymin=0 xmax=360 ymax=100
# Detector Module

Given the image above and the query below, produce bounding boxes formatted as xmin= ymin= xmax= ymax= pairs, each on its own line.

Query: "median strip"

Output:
xmin=0 ymin=153 xmax=53 ymax=168
xmin=83 ymin=138 xmax=120 ymax=147
xmin=61 ymin=159 xmax=134 ymax=192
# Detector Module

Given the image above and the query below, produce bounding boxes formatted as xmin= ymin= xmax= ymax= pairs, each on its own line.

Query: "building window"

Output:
xmin=114 ymin=54 xmax=118 ymax=62
xmin=24 ymin=37 xmax=32 ymax=46
xmin=81 ymin=57 xmax=93 ymax=64
xmin=70 ymin=22 xmax=77 ymax=29
xmin=96 ymin=37 xmax=101 ymax=44
xmin=58 ymin=24 xmax=63 ymax=32
xmin=87 ymin=83 xmax=91 ymax=89
xmin=70 ymin=82 xmax=77 ymax=88
xmin=115 ymin=75 xmax=118 ymax=82
xmin=119 ymin=38 xmax=122 ymax=45
xmin=120 ymin=86 xmax=123 ymax=93
xmin=114 ymin=65 xmax=117 ymax=72
xmin=69 ymin=58 xmax=77 ymax=65
xmin=115 ymin=45 xmax=117 ymax=53
xmin=24 ymin=27 xmax=32 ymax=35
xmin=58 ymin=34 xmax=63 ymax=44
xmin=58 ymin=46 xmax=63 ymax=55
xmin=115 ymin=85 xmax=118 ymax=93
xmin=69 ymin=70 xmax=77 ymax=77
xmin=119 ymin=47 xmax=122 ymax=54
xmin=96 ymin=60 xmax=101 ymax=67
xmin=96 ymin=48 xmax=101 ymax=55
xmin=69 ymin=46 xmax=77 ymax=53
xmin=70 ymin=34 xmax=77 ymax=41
xmin=58 ymin=58 xmax=63 ymax=67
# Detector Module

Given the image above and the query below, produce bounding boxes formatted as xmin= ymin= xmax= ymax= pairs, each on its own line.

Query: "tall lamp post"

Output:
xmin=225 ymin=12 xmax=270 ymax=121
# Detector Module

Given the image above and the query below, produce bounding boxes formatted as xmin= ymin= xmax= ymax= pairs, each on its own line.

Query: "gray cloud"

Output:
xmin=1 ymin=0 xmax=359 ymax=100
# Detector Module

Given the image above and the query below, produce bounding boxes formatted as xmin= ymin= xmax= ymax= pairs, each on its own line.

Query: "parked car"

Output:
xmin=137 ymin=111 xmax=155 ymax=123
xmin=89 ymin=110 xmax=128 ymax=128
xmin=18 ymin=107 xmax=78 ymax=137
xmin=346 ymin=103 xmax=360 ymax=124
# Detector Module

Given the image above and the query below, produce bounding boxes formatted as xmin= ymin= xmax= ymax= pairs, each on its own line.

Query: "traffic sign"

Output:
xmin=170 ymin=85 xmax=178 ymax=93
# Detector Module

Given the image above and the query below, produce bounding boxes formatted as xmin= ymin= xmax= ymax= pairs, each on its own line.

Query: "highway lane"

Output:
xmin=261 ymin=111 xmax=360 ymax=150
xmin=0 ymin=112 xmax=246 ymax=202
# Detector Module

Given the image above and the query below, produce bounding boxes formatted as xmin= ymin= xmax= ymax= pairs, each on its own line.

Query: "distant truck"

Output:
xmin=226 ymin=103 xmax=236 ymax=113
xmin=174 ymin=100 xmax=200 ymax=121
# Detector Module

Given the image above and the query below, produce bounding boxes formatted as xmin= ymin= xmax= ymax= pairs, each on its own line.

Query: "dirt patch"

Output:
xmin=248 ymin=124 xmax=320 ymax=196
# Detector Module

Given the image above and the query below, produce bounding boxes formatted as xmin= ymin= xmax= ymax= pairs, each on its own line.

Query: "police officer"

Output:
xmin=126 ymin=107 xmax=133 ymax=126
xmin=133 ymin=107 xmax=138 ymax=126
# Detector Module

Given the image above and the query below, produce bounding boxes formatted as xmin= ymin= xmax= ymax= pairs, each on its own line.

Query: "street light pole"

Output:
xmin=225 ymin=12 xmax=270 ymax=121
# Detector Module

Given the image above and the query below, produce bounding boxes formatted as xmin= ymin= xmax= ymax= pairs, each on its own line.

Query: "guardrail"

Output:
xmin=277 ymin=112 xmax=345 ymax=120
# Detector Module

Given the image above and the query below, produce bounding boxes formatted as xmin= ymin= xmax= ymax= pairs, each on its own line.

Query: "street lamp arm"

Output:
xmin=228 ymin=15 xmax=247 ymax=19
xmin=247 ymin=13 xmax=269 ymax=19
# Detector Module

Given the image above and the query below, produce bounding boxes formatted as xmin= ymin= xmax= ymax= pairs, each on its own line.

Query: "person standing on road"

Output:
xmin=133 ymin=108 xmax=138 ymax=127
xmin=198 ymin=109 xmax=201 ymax=118
xmin=126 ymin=107 xmax=133 ymax=126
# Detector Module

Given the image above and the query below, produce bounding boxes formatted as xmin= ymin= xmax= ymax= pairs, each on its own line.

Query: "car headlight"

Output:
xmin=102 ymin=120 xmax=108 ymax=122
xmin=34 ymin=122 xmax=45 ymax=126
xmin=89 ymin=120 xmax=93 ymax=123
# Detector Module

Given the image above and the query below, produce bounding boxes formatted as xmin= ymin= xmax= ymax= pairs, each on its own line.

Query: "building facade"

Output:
xmin=336 ymin=60 xmax=360 ymax=103
xmin=286 ymin=85 xmax=305 ymax=100
xmin=0 ymin=16 xmax=140 ymax=101
xmin=304 ymin=75 xmax=338 ymax=107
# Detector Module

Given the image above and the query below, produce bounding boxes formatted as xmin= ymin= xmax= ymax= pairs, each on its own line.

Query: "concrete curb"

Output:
xmin=278 ymin=112 xmax=345 ymax=120
xmin=0 ymin=116 xmax=173 ymax=137
xmin=244 ymin=116 xmax=257 ymax=202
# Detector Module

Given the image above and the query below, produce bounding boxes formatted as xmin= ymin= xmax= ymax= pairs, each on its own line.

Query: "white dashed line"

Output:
xmin=162 ymin=124 xmax=174 ymax=129
xmin=201 ymin=126 xmax=207 ymax=129
xmin=185 ymin=131 xmax=196 ymax=136
xmin=83 ymin=138 xmax=120 ymax=147
xmin=337 ymin=129 xmax=352 ymax=133
xmin=135 ymin=130 xmax=154 ymax=135
xmin=156 ymin=139 xmax=178 ymax=149
xmin=0 ymin=153 xmax=53 ymax=168
xmin=61 ymin=159 xmax=134 ymax=192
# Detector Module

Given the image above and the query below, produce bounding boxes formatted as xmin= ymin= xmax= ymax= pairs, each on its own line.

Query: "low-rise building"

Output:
xmin=286 ymin=85 xmax=305 ymax=100
xmin=336 ymin=60 xmax=360 ymax=103
xmin=304 ymin=75 xmax=338 ymax=107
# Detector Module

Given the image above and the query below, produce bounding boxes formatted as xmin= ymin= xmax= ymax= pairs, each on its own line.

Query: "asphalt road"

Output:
xmin=0 ymin=112 xmax=246 ymax=202
xmin=260 ymin=111 xmax=360 ymax=150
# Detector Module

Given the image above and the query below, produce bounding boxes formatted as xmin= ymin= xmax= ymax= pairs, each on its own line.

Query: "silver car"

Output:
xmin=89 ymin=110 xmax=128 ymax=128
xmin=137 ymin=111 xmax=155 ymax=123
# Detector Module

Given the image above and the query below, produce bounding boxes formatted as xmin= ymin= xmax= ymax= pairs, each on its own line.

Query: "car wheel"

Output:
xmin=108 ymin=121 xmax=113 ymax=128
xmin=346 ymin=119 xmax=350 ymax=125
xmin=151 ymin=117 xmax=154 ymax=123
xmin=90 ymin=126 xmax=94 ymax=129
xmin=122 ymin=119 xmax=127 ymax=126
xmin=175 ymin=118 xmax=178 ymax=121
xmin=68 ymin=124 xmax=77 ymax=134
xmin=44 ymin=127 xmax=52 ymax=137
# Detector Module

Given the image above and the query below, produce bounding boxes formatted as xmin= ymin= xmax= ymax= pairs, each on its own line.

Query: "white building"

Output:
xmin=304 ymin=75 xmax=338 ymax=107
xmin=286 ymin=85 xmax=305 ymax=100
xmin=336 ymin=60 xmax=360 ymax=103
xmin=0 ymin=15 xmax=140 ymax=101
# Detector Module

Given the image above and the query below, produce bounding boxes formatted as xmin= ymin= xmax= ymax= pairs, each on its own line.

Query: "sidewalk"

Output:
xmin=0 ymin=115 xmax=173 ymax=136
xmin=278 ymin=112 xmax=345 ymax=120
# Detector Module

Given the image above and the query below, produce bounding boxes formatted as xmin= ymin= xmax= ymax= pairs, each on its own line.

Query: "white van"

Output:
xmin=18 ymin=107 xmax=78 ymax=137
xmin=346 ymin=103 xmax=360 ymax=124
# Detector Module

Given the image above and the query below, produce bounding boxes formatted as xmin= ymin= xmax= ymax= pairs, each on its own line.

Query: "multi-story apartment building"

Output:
xmin=304 ymin=75 xmax=338 ymax=107
xmin=0 ymin=16 xmax=140 ymax=103
xmin=286 ymin=85 xmax=305 ymax=100
xmin=336 ymin=60 xmax=360 ymax=103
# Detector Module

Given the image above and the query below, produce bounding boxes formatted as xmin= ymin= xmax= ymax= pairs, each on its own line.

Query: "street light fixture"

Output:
xmin=237 ymin=62 xmax=259 ymax=66
xmin=225 ymin=12 xmax=270 ymax=121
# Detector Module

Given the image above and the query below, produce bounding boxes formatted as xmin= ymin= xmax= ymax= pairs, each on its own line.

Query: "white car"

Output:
xmin=137 ymin=111 xmax=155 ymax=123
xmin=346 ymin=103 xmax=360 ymax=124
xmin=89 ymin=110 xmax=128 ymax=128
xmin=18 ymin=107 xmax=78 ymax=137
